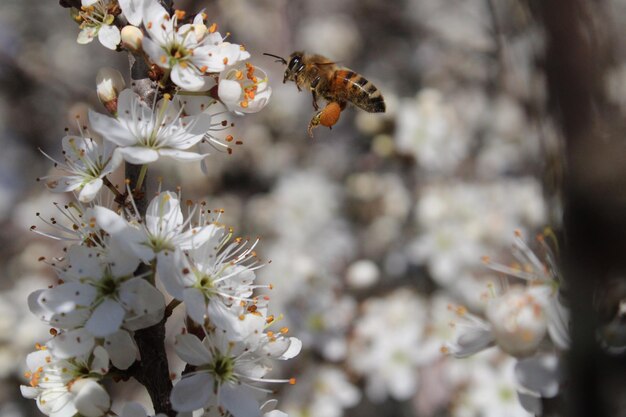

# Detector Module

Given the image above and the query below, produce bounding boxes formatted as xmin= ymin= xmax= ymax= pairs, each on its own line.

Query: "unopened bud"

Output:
xmin=96 ymin=67 xmax=125 ymax=115
xmin=121 ymin=25 xmax=143 ymax=52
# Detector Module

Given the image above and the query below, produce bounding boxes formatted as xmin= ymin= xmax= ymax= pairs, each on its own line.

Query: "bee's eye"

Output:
xmin=288 ymin=56 xmax=301 ymax=71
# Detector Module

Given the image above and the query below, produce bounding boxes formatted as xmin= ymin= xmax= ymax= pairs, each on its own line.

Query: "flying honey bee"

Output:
xmin=264 ymin=51 xmax=386 ymax=137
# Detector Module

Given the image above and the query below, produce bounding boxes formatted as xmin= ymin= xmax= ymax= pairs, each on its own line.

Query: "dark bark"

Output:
xmin=539 ymin=0 xmax=626 ymax=416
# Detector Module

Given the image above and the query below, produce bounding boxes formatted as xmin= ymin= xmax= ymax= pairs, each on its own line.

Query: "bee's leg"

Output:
xmin=310 ymin=76 xmax=321 ymax=111
xmin=307 ymin=101 xmax=342 ymax=138
xmin=307 ymin=111 xmax=323 ymax=138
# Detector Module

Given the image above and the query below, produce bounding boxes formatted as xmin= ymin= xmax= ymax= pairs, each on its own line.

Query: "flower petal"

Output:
xmin=220 ymin=384 xmax=261 ymax=417
xmin=183 ymin=288 xmax=207 ymax=324
xmin=117 ymin=146 xmax=160 ymax=164
xmin=171 ymin=373 xmax=214 ymax=412
xmin=157 ymin=148 xmax=208 ymax=161
xmin=98 ymin=25 xmax=121 ymax=50
xmin=119 ymin=0 xmax=144 ymax=26
xmin=72 ymin=379 xmax=111 ymax=417
xmin=78 ymin=179 xmax=104 ymax=202
xmin=119 ymin=278 xmax=165 ymax=331
xmin=171 ymin=64 xmax=207 ymax=91
xmin=104 ymin=330 xmax=138 ymax=370
xmin=48 ymin=328 xmax=95 ymax=358
xmin=85 ymin=298 xmax=126 ymax=337
xmin=88 ymin=110 xmax=136 ymax=147
xmin=174 ymin=333 xmax=212 ymax=366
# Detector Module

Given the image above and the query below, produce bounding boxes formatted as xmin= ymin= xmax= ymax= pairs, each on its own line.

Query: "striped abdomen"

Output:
xmin=328 ymin=69 xmax=386 ymax=113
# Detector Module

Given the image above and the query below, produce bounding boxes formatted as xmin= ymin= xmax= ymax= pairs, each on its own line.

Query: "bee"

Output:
xmin=264 ymin=51 xmax=385 ymax=137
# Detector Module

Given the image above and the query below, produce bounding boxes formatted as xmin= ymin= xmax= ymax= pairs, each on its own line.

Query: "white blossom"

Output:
xmin=88 ymin=89 xmax=212 ymax=164
xmin=170 ymin=329 xmax=301 ymax=416
xmin=217 ymin=62 xmax=272 ymax=114
xmin=39 ymin=136 xmax=121 ymax=203
xmin=348 ymin=288 xmax=426 ymax=402
xmin=141 ymin=1 xmax=249 ymax=91
xmin=94 ymin=191 xmax=218 ymax=288
xmin=20 ymin=343 xmax=110 ymax=417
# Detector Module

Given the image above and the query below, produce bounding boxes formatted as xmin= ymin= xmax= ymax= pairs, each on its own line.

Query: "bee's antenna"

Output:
xmin=263 ymin=53 xmax=287 ymax=65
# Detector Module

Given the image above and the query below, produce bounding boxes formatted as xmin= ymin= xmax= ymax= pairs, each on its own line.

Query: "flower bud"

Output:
xmin=485 ymin=288 xmax=547 ymax=357
xmin=121 ymin=25 xmax=143 ymax=52
xmin=96 ymin=67 xmax=125 ymax=115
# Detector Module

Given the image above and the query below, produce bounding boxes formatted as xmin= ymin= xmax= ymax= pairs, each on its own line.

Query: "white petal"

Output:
xmin=20 ymin=385 xmax=39 ymax=399
xmin=183 ymin=288 xmax=207 ymax=324
xmin=48 ymin=329 xmax=95 ymax=358
xmin=141 ymin=37 xmax=169 ymax=68
xmin=546 ymin=296 xmax=570 ymax=349
xmin=142 ymin=0 xmax=173 ymax=45
xmin=117 ymin=146 xmax=160 ymax=164
xmin=72 ymin=379 xmax=111 ymax=417
xmin=263 ymin=411 xmax=287 ymax=417
xmin=208 ymin=302 xmax=265 ymax=342
xmin=218 ymin=79 xmax=242 ymax=105
xmin=28 ymin=289 xmax=51 ymax=321
xmin=156 ymin=249 xmax=185 ymax=300
xmin=93 ymin=206 xmax=127 ymax=235
xmin=46 ymin=176 xmax=83 ymax=193
xmin=171 ymin=64 xmax=207 ymax=91
xmin=94 ymin=206 xmax=154 ymax=262
xmin=174 ymin=333 xmax=212 ymax=366
xmin=50 ymin=309 xmax=92 ymax=329
xmin=157 ymin=148 xmax=207 ymax=161
xmin=120 ymin=402 xmax=148 ymax=417
xmin=517 ymin=390 xmax=542 ymax=415
xmin=448 ymin=327 xmax=495 ymax=358
xmin=104 ymin=330 xmax=138 ymax=370
xmin=26 ymin=349 xmax=50 ymax=371
xmin=280 ymin=337 xmax=302 ymax=360
xmin=98 ymin=25 xmax=121 ymax=50
xmin=77 ymin=27 xmax=96 ymax=44
xmin=171 ymin=373 xmax=214 ymax=412
xmin=173 ymin=224 xmax=218 ymax=250
xmin=220 ymin=384 xmax=261 ymax=417
xmin=107 ymin=243 xmax=141 ymax=277
xmin=145 ymin=191 xmax=183 ymax=234
xmin=119 ymin=0 xmax=144 ymax=26
xmin=241 ymin=87 xmax=271 ymax=114
xmin=88 ymin=110 xmax=136 ymax=147
xmin=91 ymin=345 xmax=110 ymax=375
xmin=515 ymin=354 xmax=561 ymax=398
xmin=48 ymin=396 xmax=78 ymax=417
xmin=78 ymin=179 xmax=104 ymax=202
xmin=67 ymin=245 xmax=104 ymax=280
xmin=85 ymin=298 xmax=126 ymax=337
xmin=39 ymin=283 xmax=97 ymax=312
xmin=119 ymin=278 xmax=165 ymax=330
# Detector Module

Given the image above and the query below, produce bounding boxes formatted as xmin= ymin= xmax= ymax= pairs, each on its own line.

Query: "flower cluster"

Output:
xmin=21 ymin=1 xmax=298 ymax=416
xmin=443 ymin=230 xmax=569 ymax=415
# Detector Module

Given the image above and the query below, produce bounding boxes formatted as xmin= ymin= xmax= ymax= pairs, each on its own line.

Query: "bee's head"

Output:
xmin=283 ymin=52 xmax=305 ymax=83
xmin=262 ymin=52 xmax=305 ymax=84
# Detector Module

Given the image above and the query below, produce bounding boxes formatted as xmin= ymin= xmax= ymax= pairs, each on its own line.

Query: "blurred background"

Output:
xmin=1 ymin=0 xmax=625 ymax=416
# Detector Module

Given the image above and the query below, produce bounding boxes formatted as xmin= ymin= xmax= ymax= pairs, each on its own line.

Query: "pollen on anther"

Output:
xmin=289 ymin=378 xmax=296 ymax=385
